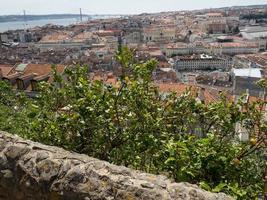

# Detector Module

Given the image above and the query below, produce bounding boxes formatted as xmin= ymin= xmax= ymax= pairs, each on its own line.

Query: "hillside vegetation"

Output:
xmin=0 ymin=47 xmax=266 ymax=199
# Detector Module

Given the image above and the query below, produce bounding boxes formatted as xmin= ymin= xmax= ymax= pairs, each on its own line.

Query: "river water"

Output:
xmin=0 ymin=18 xmax=80 ymax=33
xmin=0 ymin=15 xmax=123 ymax=33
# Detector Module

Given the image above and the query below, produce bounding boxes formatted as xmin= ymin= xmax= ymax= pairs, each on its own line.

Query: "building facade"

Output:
xmin=175 ymin=54 xmax=232 ymax=71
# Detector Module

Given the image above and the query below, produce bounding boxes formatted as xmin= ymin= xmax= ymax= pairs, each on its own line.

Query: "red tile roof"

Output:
xmin=157 ymin=83 xmax=197 ymax=96
xmin=157 ymin=83 xmax=230 ymax=104
xmin=23 ymin=64 xmax=65 ymax=77
xmin=0 ymin=65 xmax=14 ymax=77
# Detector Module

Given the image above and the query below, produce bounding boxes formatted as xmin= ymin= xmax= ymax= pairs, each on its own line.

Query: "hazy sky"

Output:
xmin=0 ymin=0 xmax=266 ymax=15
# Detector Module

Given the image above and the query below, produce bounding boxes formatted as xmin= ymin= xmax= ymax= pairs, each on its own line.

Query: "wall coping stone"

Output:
xmin=0 ymin=131 xmax=233 ymax=200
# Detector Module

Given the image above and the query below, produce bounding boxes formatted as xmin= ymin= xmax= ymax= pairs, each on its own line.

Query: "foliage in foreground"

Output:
xmin=0 ymin=47 xmax=266 ymax=199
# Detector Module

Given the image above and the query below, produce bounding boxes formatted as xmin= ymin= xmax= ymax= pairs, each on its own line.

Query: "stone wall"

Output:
xmin=0 ymin=131 xmax=233 ymax=200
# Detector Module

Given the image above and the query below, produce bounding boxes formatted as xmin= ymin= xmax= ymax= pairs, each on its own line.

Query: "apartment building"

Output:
xmin=232 ymin=68 xmax=265 ymax=97
xmin=240 ymin=25 xmax=267 ymax=40
xmin=205 ymin=13 xmax=228 ymax=34
xmin=123 ymin=29 xmax=142 ymax=44
xmin=143 ymin=26 xmax=176 ymax=43
xmin=209 ymin=42 xmax=259 ymax=55
xmin=1 ymin=63 xmax=66 ymax=96
xmin=174 ymin=54 xmax=232 ymax=71
xmin=233 ymin=53 xmax=267 ymax=69
xmin=162 ymin=42 xmax=210 ymax=57
xmin=163 ymin=43 xmax=191 ymax=56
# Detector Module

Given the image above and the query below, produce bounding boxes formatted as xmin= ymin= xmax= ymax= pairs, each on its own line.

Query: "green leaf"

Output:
xmin=164 ymin=157 xmax=176 ymax=164
xmin=212 ymin=183 xmax=227 ymax=193
xmin=199 ymin=182 xmax=211 ymax=191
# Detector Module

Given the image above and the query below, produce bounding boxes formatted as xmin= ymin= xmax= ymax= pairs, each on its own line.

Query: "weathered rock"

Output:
xmin=0 ymin=131 xmax=233 ymax=200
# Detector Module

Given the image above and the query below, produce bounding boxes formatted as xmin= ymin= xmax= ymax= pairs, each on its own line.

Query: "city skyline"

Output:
xmin=0 ymin=0 xmax=266 ymax=15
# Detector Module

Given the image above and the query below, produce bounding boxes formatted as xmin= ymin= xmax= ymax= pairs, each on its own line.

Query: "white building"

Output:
xmin=162 ymin=42 xmax=210 ymax=57
xmin=240 ymin=26 xmax=267 ymax=40
xmin=143 ymin=26 xmax=176 ymax=43
xmin=232 ymin=68 xmax=264 ymax=97
xmin=210 ymin=42 xmax=259 ymax=55
xmin=175 ymin=54 xmax=232 ymax=71
xmin=163 ymin=43 xmax=191 ymax=56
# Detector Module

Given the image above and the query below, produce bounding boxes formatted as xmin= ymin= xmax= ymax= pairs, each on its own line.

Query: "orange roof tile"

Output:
xmin=23 ymin=64 xmax=65 ymax=76
xmin=157 ymin=83 xmax=197 ymax=96
xmin=0 ymin=65 xmax=13 ymax=76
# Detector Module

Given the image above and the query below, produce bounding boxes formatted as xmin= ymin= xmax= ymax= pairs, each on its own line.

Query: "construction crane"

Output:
xmin=80 ymin=8 xmax=83 ymax=22
xmin=23 ymin=10 xmax=28 ymax=30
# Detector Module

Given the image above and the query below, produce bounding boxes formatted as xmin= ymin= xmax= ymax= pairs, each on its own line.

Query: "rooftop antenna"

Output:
xmin=80 ymin=8 xmax=83 ymax=22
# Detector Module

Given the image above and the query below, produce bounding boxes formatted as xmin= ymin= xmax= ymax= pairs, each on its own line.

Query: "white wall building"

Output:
xmin=175 ymin=54 xmax=232 ymax=71
xmin=143 ymin=26 xmax=176 ymax=43
xmin=241 ymin=26 xmax=267 ymax=40
xmin=210 ymin=42 xmax=259 ymax=55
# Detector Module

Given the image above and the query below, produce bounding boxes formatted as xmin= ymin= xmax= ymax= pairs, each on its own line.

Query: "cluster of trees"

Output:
xmin=240 ymin=13 xmax=267 ymax=20
xmin=0 ymin=47 xmax=266 ymax=199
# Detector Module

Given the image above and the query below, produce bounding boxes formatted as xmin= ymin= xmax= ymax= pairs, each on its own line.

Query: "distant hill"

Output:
xmin=230 ymin=4 xmax=267 ymax=9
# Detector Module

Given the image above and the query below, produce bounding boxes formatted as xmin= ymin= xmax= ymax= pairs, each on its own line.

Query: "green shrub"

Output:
xmin=0 ymin=47 xmax=266 ymax=199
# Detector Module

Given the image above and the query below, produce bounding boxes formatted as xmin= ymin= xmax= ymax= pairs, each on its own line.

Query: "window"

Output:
xmin=17 ymin=80 xmax=24 ymax=90
xmin=31 ymin=81 xmax=38 ymax=91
